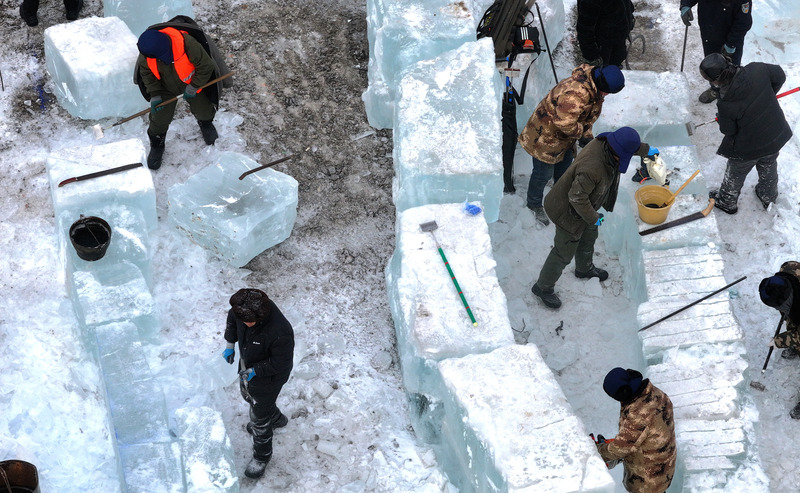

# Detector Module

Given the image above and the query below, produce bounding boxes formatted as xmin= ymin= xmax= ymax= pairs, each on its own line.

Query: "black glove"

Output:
xmin=578 ymin=136 xmax=593 ymax=148
xmin=680 ymin=6 xmax=693 ymax=26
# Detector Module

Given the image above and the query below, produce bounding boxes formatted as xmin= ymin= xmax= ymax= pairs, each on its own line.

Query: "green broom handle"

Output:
xmin=437 ymin=247 xmax=478 ymax=326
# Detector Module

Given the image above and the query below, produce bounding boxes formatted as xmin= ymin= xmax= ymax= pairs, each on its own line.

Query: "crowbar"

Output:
xmin=639 ymin=198 xmax=714 ymax=236
xmin=58 ymin=162 xmax=143 ymax=187
xmin=686 ymin=86 xmax=799 ymax=135
xmin=239 ymin=154 xmax=296 ymax=180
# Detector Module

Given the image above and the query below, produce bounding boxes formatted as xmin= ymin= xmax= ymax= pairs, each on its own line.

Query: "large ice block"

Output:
xmin=174 ymin=406 xmax=239 ymax=492
xmin=435 ymin=345 xmax=615 ymax=492
xmin=363 ymin=0 xmax=477 ymax=129
xmin=103 ymin=0 xmax=195 ymax=37
xmin=47 ymin=139 xmax=157 ymax=232
xmin=167 ymin=152 xmax=298 ymax=268
xmin=118 ymin=441 xmax=185 ymax=493
xmin=386 ymin=203 xmax=514 ymax=395
xmin=393 ymin=39 xmax=503 ymax=222
xmin=95 ymin=322 xmax=171 ymax=445
xmin=44 ymin=17 xmax=144 ymax=120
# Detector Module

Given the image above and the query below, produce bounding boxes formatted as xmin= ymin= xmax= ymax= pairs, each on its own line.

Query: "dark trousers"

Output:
xmin=527 ymin=148 xmax=574 ymax=208
xmin=241 ymin=379 xmax=286 ymax=461
xmin=21 ymin=0 xmax=81 ymax=14
xmin=717 ymin=152 xmax=780 ymax=208
xmin=148 ymin=91 xmax=216 ymax=137
xmin=536 ymin=223 xmax=599 ymax=291
xmin=599 ymin=39 xmax=629 ymax=67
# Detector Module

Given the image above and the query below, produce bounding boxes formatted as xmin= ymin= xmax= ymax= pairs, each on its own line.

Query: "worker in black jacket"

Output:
xmin=576 ymin=0 xmax=635 ymax=67
xmin=700 ymin=54 xmax=792 ymax=215
xmin=222 ymin=288 xmax=295 ymax=480
xmin=680 ymin=0 xmax=752 ymax=103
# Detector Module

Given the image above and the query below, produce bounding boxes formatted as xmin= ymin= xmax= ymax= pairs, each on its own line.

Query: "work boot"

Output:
xmin=754 ymin=185 xmax=774 ymax=210
xmin=244 ymin=456 xmax=270 ymax=478
xmin=147 ymin=133 xmax=166 ymax=170
xmin=791 ymin=401 xmax=800 ymax=420
xmin=575 ymin=265 xmax=609 ymax=282
xmin=532 ymin=283 xmax=561 ymax=309
xmin=198 ymin=120 xmax=218 ymax=145
xmin=20 ymin=5 xmax=38 ymax=26
xmin=247 ymin=413 xmax=288 ymax=435
xmin=709 ymin=190 xmax=737 ymax=215
xmin=528 ymin=205 xmax=550 ymax=226
xmin=66 ymin=0 xmax=84 ymax=20
xmin=782 ymin=347 xmax=800 ymax=360
xmin=698 ymin=88 xmax=719 ymax=104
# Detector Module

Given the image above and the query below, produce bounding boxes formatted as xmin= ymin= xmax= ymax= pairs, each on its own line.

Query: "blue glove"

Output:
xmin=647 ymin=146 xmax=660 ymax=157
xmin=239 ymin=368 xmax=255 ymax=381
xmin=222 ymin=348 xmax=235 ymax=364
xmin=183 ymin=85 xmax=199 ymax=99
xmin=723 ymin=44 xmax=735 ymax=54
xmin=150 ymin=96 xmax=164 ymax=113
xmin=680 ymin=6 xmax=693 ymax=26
xmin=595 ymin=213 xmax=604 ymax=226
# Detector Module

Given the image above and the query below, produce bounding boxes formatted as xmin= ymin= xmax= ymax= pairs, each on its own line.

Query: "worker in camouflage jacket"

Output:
xmin=598 ymin=368 xmax=676 ymax=493
xmin=759 ymin=261 xmax=800 ymax=418
xmin=518 ymin=64 xmax=625 ymax=226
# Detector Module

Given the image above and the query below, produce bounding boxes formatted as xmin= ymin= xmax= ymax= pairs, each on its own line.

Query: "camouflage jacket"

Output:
xmin=518 ymin=64 xmax=605 ymax=164
xmin=599 ymin=380 xmax=676 ymax=493
xmin=772 ymin=261 xmax=800 ymax=350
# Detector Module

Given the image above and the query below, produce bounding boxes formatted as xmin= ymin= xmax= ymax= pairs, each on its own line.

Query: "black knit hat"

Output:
xmin=230 ymin=288 xmax=271 ymax=323
xmin=699 ymin=53 xmax=731 ymax=83
xmin=759 ymin=276 xmax=792 ymax=308
xmin=603 ymin=367 xmax=644 ymax=403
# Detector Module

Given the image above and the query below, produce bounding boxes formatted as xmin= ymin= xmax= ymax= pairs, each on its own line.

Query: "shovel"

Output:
xmin=657 ymin=169 xmax=700 ymax=208
xmin=92 ymin=71 xmax=234 ymax=139
xmin=420 ymin=220 xmax=478 ymax=326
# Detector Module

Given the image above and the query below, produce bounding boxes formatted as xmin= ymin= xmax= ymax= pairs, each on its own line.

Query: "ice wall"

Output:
xmin=749 ymin=0 xmax=800 ymax=65
xmin=44 ymin=17 xmax=144 ymax=120
xmin=393 ymin=39 xmax=503 ymax=222
xmin=103 ymin=0 xmax=195 ymax=38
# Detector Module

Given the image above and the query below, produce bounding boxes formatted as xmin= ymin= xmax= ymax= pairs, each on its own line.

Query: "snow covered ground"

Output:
xmin=1 ymin=0 xmax=800 ymax=492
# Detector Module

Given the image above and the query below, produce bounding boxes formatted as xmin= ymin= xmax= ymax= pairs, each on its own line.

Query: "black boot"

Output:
xmin=575 ymin=265 xmax=609 ymax=282
xmin=790 ymin=401 xmax=800 ymax=420
xmin=147 ymin=133 xmax=166 ymax=170
xmin=198 ymin=120 xmax=218 ymax=145
xmin=709 ymin=189 xmax=738 ymax=215
xmin=66 ymin=0 xmax=84 ymax=20
xmin=244 ymin=456 xmax=270 ymax=478
xmin=532 ymin=283 xmax=561 ymax=309
xmin=20 ymin=5 xmax=38 ymax=26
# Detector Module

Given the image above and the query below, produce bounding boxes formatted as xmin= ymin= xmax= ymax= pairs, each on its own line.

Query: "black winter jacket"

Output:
xmin=225 ymin=300 xmax=295 ymax=387
xmin=716 ymin=62 xmax=792 ymax=161
xmin=576 ymin=0 xmax=635 ymax=60
xmin=680 ymin=0 xmax=752 ymax=59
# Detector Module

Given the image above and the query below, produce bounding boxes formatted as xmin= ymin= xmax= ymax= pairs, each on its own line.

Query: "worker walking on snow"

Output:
xmin=135 ymin=26 xmax=220 ymax=169
xmin=222 ymin=288 xmax=295 ymax=479
xmin=518 ymin=64 xmax=625 ymax=226
xmin=760 ymin=261 xmax=800 ymax=418
xmin=597 ymin=367 xmax=676 ymax=493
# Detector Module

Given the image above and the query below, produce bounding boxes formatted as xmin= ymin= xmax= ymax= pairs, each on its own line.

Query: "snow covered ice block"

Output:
xmin=44 ymin=17 xmax=144 ymax=120
xmin=47 ymin=138 xmax=157 ymax=232
xmin=118 ymin=441 xmax=185 ymax=493
xmin=593 ymin=70 xmax=692 ymax=147
xmin=386 ymin=203 xmax=514 ymax=395
xmin=363 ymin=0 xmax=477 ymax=129
xmin=103 ymin=0 xmax=195 ymax=38
xmin=168 ymin=152 xmax=298 ymax=268
xmin=95 ymin=322 xmax=171 ymax=445
xmin=174 ymin=406 xmax=239 ymax=492
xmin=393 ymin=39 xmax=503 ymax=223
xmin=435 ymin=345 xmax=615 ymax=493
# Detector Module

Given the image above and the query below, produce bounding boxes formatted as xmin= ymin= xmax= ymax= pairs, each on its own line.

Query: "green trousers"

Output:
xmin=536 ymin=223 xmax=598 ymax=291
xmin=148 ymin=92 xmax=216 ymax=137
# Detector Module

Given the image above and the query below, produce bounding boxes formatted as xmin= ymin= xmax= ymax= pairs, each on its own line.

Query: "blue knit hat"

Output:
xmin=592 ymin=65 xmax=625 ymax=94
xmin=137 ymin=29 xmax=173 ymax=63
xmin=759 ymin=275 xmax=792 ymax=308
xmin=603 ymin=367 xmax=644 ymax=402
xmin=601 ymin=126 xmax=641 ymax=173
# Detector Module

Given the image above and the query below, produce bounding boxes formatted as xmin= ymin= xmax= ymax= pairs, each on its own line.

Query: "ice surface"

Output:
xmin=103 ymin=0 xmax=196 ymax=37
xmin=435 ymin=345 xmax=615 ymax=492
xmin=118 ymin=441 xmax=185 ymax=493
xmin=167 ymin=152 xmax=298 ymax=267
xmin=46 ymin=139 xmax=157 ymax=232
xmin=44 ymin=17 xmax=144 ymax=120
xmin=386 ymin=203 xmax=514 ymax=395
xmin=363 ymin=0 xmax=477 ymax=129
xmin=393 ymin=39 xmax=503 ymax=222
xmin=174 ymin=406 xmax=239 ymax=493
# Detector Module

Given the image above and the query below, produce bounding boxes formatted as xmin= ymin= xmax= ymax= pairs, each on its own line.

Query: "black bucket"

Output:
xmin=69 ymin=215 xmax=112 ymax=261
xmin=0 ymin=460 xmax=40 ymax=493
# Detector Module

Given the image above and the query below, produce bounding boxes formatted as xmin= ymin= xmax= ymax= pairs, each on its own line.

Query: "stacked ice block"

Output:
xmin=44 ymin=16 xmax=144 ymax=120
xmin=167 ymin=152 xmax=299 ymax=268
xmin=103 ymin=0 xmax=195 ymax=37
xmin=174 ymin=406 xmax=239 ymax=492
xmin=393 ymin=39 xmax=504 ymax=223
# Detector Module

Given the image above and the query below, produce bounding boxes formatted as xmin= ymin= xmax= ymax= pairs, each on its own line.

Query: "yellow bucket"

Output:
xmin=634 ymin=185 xmax=674 ymax=225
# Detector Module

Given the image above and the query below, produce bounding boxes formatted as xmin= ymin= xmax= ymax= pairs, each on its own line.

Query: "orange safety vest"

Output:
xmin=145 ymin=27 xmax=198 ymax=88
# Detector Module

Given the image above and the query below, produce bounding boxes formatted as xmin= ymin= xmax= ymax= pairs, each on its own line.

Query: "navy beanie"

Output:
xmin=137 ymin=30 xmax=174 ymax=63
xmin=759 ymin=276 xmax=792 ymax=308
xmin=592 ymin=65 xmax=625 ymax=94
xmin=603 ymin=367 xmax=644 ymax=403
xmin=602 ymin=126 xmax=641 ymax=173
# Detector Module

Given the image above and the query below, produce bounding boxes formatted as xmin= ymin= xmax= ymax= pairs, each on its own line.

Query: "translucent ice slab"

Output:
xmin=167 ymin=152 xmax=298 ymax=268
xmin=103 ymin=0 xmax=195 ymax=37
xmin=174 ymin=406 xmax=239 ymax=492
xmin=44 ymin=16 xmax=144 ymax=120
xmin=118 ymin=441 xmax=185 ymax=493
